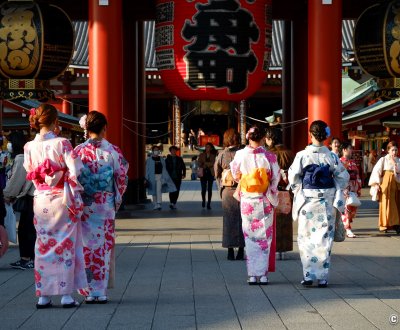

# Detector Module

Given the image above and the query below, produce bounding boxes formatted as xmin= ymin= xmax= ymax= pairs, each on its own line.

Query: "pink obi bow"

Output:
xmin=27 ymin=159 xmax=66 ymax=189
xmin=27 ymin=159 xmax=81 ymax=215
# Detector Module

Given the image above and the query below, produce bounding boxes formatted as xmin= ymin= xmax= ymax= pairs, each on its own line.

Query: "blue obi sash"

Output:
xmin=79 ymin=165 xmax=114 ymax=195
xmin=302 ymin=164 xmax=334 ymax=189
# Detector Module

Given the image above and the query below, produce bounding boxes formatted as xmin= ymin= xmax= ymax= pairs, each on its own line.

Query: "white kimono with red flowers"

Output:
xmin=74 ymin=138 xmax=128 ymax=297
xmin=230 ymin=146 xmax=280 ymax=277
xmin=24 ymin=132 xmax=87 ymax=297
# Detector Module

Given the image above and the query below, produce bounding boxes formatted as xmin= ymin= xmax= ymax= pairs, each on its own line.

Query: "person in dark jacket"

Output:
xmin=165 ymin=146 xmax=186 ymax=209
xmin=0 ymin=187 xmax=8 ymax=257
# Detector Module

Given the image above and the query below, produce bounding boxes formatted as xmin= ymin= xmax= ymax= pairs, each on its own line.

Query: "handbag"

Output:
xmin=221 ymin=169 xmax=235 ymax=187
xmin=13 ymin=196 xmax=27 ymax=213
xmin=346 ymin=192 xmax=361 ymax=207
xmin=334 ymin=213 xmax=346 ymax=242
xmin=197 ymin=167 xmax=204 ymax=178
xmin=275 ymin=191 xmax=291 ymax=214
xmin=4 ymin=204 xmax=17 ymax=243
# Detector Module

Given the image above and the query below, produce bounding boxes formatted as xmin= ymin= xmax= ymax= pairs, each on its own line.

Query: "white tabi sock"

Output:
xmin=38 ymin=296 xmax=51 ymax=305
xmin=61 ymin=295 xmax=74 ymax=305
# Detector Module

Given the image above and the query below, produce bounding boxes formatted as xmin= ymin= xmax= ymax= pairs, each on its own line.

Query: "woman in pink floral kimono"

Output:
xmin=24 ymin=104 xmax=87 ymax=309
xmin=75 ymin=111 xmax=128 ymax=304
xmin=230 ymin=126 xmax=280 ymax=285
xmin=340 ymin=141 xmax=362 ymax=238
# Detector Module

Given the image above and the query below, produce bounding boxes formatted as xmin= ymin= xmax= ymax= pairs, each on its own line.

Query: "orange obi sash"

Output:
xmin=240 ymin=168 xmax=269 ymax=193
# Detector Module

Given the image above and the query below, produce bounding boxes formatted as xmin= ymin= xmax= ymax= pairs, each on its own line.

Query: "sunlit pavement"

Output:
xmin=1 ymin=184 xmax=399 ymax=330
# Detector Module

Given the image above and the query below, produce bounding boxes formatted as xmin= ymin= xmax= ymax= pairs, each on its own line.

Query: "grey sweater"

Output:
xmin=3 ymin=154 xmax=34 ymax=199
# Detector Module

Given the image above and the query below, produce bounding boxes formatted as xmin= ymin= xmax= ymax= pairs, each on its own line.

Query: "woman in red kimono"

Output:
xmin=340 ymin=141 xmax=362 ymax=238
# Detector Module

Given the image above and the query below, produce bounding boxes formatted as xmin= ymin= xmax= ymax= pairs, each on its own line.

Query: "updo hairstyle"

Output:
xmin=29 ymin=104 xmax=58 ymax=130
xmin=309 ymin=120 xmax=328 ymax=142
xmin=86 ymin=110 xmax=107 ymax=134
xmin=247 ymin=125 xmax=264 ymax=142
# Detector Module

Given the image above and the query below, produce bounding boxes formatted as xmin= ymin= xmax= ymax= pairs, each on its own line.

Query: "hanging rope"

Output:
xmin=123 ymin=123 xmax=172 ymax=139
xmin=234 ymin=108 xmax=308 ymax=127
xmin=123 ymin=106 xmax=197 ymax=125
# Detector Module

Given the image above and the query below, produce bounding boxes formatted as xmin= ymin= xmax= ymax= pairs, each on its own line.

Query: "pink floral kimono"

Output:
xmin=24 ymin=132 xmax=87 ymax=297
xmin=230 ymin=146 xmax=280 ymax=278
xmin=75 ymin=139 xmax=128 ymax=297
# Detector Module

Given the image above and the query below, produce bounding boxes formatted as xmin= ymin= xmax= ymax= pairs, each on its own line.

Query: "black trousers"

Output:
xmin=169 ymin=179 xmax=182 ymax=204
xmin=200 ymin=176 xmax=214 ymax=203
xmin=17 ymin=196 xmax=36 ymax=260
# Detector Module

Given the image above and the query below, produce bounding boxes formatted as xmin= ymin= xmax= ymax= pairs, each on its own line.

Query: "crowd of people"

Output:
xmin=1 ymin=113 xmax=399 ymax=308
xmin=145 ymin=121 xmax=400 ymax=287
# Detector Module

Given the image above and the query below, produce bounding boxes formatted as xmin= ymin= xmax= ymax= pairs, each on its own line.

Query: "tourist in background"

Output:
xmin=330 ymin=137 xmax=341 ymax=157
xmin=289 ymin=120 xmax=349 ymax=287
xmin=230 ymin=125 xmax=280 ymax=285
xmin=0 ymin=136 xmax=10 ymax=189
xmin=25 ymin=104 xmax=87 ymax=308
xmin=368 ymin=141 xmax=400 ymax=234
xmin=188 ymin=129 xmax=197 ymax=151
xmin=4 ymin=131 xmax=35 ymax=270
xmin=145 ymin=145 xmax=176 ymax=210
xmin=363 ymin=150 xmax=370 ymax=187
xmin=191 ymin=155 xmax=199 ymax=180
xmin=265 ymin=127 xmax=295 ymax=258
xmin=214 ymin=128 xmax=244 ymax=261
xmin=165 ymin=146 xmax=186 ymax=209
xmin=340 ymin=141 xmax=362 ymax=238
xmin=198 ymin=142 xmax=216 ymax=209
xmin=75 ymin=111 xmax=129 ymax=304
xmin=0 ymin=186 xmax=7 ymax=257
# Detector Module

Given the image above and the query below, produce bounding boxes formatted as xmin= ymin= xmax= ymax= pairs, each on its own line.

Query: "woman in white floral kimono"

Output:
xmin=288 ymin=120 xmax=349 ymax=287
xmin=24 ymin=104 xmax=87 ymax=309
xmin=75 ymin=111 xmax=129 ymax=304
xmin=230 ymin=126 xmax=280 ymax=285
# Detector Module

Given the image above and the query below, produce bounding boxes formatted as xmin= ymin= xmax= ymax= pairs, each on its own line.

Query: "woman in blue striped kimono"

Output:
xmin=288 ymin=120 xmax=349 ymax=287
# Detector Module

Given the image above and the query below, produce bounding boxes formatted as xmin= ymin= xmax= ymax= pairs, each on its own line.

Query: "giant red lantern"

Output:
xmin=155 ymin=0 xmax=272 ymax=101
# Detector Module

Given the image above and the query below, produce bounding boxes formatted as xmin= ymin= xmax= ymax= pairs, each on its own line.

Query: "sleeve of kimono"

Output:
xmin=112 ymin=146 xmax=129 ymax=211
xmin=23 ymin=143 xmax=33 ymax=174
xmin=230 ymin=151 xmax=242 ymax=182
xmin=368 ymin=157 xmax=384 ymax=186
xmin=267 ymin=155 xmax=280 ymax=206
xmin=61 ymin=139 xmax=83 ymax=190
xmin=288 ymin=152 xmax=303 ymax=188
xmin=332 ymin=156 xmax=350 ymax=190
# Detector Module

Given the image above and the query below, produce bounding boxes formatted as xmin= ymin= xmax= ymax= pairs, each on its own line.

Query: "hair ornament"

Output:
xmin=325 ymin=126 xmax=331 ymax=138
xmin=30 ymin=108 xmax=36 ymax=117
xmin=79 ymin=114 xmax=88 ymax=139
xmin=246 ymin=127 xmax=255 ymax=140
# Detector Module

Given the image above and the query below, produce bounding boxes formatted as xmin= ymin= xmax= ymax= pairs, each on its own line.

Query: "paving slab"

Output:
xmin=0 ymin=184 xmax=399 ymax=329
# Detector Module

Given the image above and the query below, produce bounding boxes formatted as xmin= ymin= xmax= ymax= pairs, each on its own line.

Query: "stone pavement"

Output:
xmin=0 ymin=182 xmax=399 ymax=330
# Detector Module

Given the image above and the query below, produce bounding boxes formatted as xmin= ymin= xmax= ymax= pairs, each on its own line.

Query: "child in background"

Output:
xmin=191 ymin=156 xmax=199 ymax=180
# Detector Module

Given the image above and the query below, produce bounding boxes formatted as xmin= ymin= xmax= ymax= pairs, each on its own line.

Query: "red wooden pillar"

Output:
xmin=291 ymin=17 xmax=308 ymax=153
xmin=308 ymin=0 xmax=342 ymax=141
xmin=89 ymin=0 xmax=123 ymax=147
xmin=282 ymin=20 xmax=291 ymax=148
